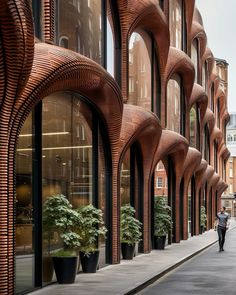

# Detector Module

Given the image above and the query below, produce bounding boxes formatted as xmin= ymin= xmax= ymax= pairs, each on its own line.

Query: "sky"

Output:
xmin=196 ymin=0 xmax=236 ymax=112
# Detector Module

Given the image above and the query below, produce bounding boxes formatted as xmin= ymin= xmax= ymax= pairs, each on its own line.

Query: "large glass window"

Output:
xmin=106 ymin=17 xmax=114 ymax=77
xmin=210 ymin=83 xmax=215 ymax=111
xmin=128 ymin=32 xmax=152 ymax=111
xmin=169 ymin=0 xmax=182 ymax=49
xmin=56 ymin=0 xmax=102 ymax=64
xmin=121 ymin=150 xmax=131 ymax=205
xmin=154 ymin=161 xmax=168 ymax=200
xmin=190 ymin=105 xmax=200 ymax=149
xmin=204 ymin=125 xmax=210 ymax=162
xmin=166 ymin=75 xmax=182 ymax=133
xmin=16 ymin=92 xmax=109 ymax=291
xmin=16 ymin=114 xmax=34 ymax=294
xmin=191 ymin=39 xmax=199 ymax=83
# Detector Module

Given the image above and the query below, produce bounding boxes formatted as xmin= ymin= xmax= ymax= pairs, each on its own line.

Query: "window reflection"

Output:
xmin=190 ymin=107 xmax=197 ymax=148
xmin=169 ymin=0 xmax=182 ymax=49
xmin=16 ymin=113 xmax=34 ymax=293
xmin=121 ymin=150 xmax=130 ymax=205
xmin=106 ymin=17 xmax=114 ymax=77
xmin=166 ymin=75 xmax=181 ymax=133
xmin=56 ymin=0 xmax=102 ymax=64
xmin=191 ymin=39 xmax=198 ymax=83
xmin=128 ymin=32 xmax=152 ymax=111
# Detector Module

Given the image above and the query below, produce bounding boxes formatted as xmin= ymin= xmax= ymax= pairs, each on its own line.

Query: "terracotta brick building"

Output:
xmin=0 ymin=0 xmax=229 ymax=294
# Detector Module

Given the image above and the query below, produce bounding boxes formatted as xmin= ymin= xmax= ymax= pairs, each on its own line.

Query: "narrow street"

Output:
xmin=139 ymin=227 xmax=236 ymax=295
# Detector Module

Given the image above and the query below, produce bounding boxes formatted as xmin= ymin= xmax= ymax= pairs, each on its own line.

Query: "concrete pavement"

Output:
xmin=29 ymin=220 xmax=236 ymax=295
xmin=139 ymin=226 xmax=236 ymax=295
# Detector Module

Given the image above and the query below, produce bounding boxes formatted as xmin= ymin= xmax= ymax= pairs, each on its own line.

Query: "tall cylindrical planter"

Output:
xmin=80 ymin=251 xmax=100 ymax=273
xmin=153 ymin=236 xmax=166 ymax=250
xmin=121 ymin=243 xmax=135 ymax=260
xmin=53 ymin=256 xmax=78 ymax=284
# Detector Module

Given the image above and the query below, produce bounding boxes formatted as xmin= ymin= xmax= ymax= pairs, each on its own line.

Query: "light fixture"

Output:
xmin=17 ymin=145 xmax=92 ymax=152
xmin=19 ymin=131 xmax=70 ymax=137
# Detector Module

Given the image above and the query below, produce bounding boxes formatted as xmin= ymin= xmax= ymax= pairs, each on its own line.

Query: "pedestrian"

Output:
xmin=215 ymin=206 xmax=230 ymax=252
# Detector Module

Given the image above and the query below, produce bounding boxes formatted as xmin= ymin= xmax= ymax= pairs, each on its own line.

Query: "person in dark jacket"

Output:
xmin=216 ymin=206 xmax=230 ymax=252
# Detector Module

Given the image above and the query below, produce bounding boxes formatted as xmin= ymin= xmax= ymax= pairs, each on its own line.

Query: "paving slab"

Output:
xmin=29 ymin=220 xmax=236 ymax=295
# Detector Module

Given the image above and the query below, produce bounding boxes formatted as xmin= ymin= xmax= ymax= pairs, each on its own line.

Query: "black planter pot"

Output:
xmin=200 ymin=226 xmax=205 ymax=234
xmin=80 ymin=251 xmax=100 ymax=273
xmin=53 ymin=256 xmax=78 ymax=284
xmin=153 ymin=236 xmax=166 ymax=250
xmin=121 ymin=243 xmax=135 ymax=260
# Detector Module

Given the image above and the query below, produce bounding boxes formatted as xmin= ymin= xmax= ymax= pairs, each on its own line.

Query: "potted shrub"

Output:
xmin=42 ymin=194 xmax=82 ymax=284
xmin=120 ymin=204 xmax=142 ymax=260
xmin=77 ymin=204 xmax=107 ymax=273
xmin=200 ymin=205 xmax=207 ymax=234
xmin=153 ymin=196 xmax=172 ymax=250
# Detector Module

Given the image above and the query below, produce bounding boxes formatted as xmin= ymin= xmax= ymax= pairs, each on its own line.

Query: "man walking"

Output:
xmin=216 ymin=206 xmax=230 ymax=252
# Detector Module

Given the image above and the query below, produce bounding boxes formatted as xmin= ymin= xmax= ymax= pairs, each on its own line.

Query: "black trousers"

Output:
xmin=217 ymin=226 xmax=227 ymax=249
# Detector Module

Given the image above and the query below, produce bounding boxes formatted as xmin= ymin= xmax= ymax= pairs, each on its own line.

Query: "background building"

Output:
xmin=0 ymin=1 xmax=229 ymax=294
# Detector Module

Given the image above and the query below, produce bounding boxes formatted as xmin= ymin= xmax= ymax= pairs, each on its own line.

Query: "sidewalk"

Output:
xmin=30 ymin=220 xmax=236 ymax=295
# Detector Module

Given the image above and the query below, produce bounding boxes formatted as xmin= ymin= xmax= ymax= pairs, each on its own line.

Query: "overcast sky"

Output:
xmin=196 ymin=0 xmax=236 ymax=112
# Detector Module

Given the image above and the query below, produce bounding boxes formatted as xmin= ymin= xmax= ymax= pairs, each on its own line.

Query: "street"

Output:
xmin=139 ymin=227 xmax=236 ymax=295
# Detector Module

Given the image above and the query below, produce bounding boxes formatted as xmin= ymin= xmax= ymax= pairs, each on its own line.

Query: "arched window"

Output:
xmin=128 ymin=32 xmax=152 ymax=111
xmin=217 ymin=98 xmax=220 ymax=128
xmin=190 ymin=105 xmax=200 ymax=149
xmin=56 ymin=0 xmax=103 ymax=65
xmin=210 ymin=83 xmax=215 ymax=111
xmin=16 ymin=92 xmax=110 ymax=292
xmin=167 ymin=74 xmax=184 ymax=134
xmin=204 ymin=124 xmax=210 ymax=162
xmin=169 ymin=0 xmax=183 ymax=50
xmin=214 ymin=141 xmax=218 ymax=173
xmin=191 ymin=39 xmax=199 ymax=83
xmin=202 ymin=61 xmax=208 ymax=92
xmin=106 ymin=17 xmax=114 ymax=77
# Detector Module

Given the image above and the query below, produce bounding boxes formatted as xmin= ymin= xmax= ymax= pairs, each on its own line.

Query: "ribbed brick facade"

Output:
xmin=0 ymin=0 xmax=229 ymax=294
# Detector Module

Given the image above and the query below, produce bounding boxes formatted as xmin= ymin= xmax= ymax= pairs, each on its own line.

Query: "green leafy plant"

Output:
xmin=154 ymin=196 xmax=172 ymax=237
xmin=120 ymin=204 xmax=142 ymax=245
xmin=200 ymin=206 xmax=207 ymax=228
xmin=77 ymin=204 xmax=107 ymax=255
xmin=42 ymin=194 xmax=83 ymax=256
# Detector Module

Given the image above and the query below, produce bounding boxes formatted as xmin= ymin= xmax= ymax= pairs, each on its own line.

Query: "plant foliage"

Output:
xmin=120 ymin=204 xmax=142 ymax=245
xmin=154 ymin=196 xmax=172 ymax=237
xmin=77 ymin=204 xmax=107 ymax=255
xmin=200 ymin=206 xmax=207 ymax=227
xmin=42 ymin=194 xmax=83 ymax=255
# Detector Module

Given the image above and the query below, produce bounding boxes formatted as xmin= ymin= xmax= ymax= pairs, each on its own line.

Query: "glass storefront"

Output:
xmin=16 ymin=92 xmax=108 ymax=293
xmin=56 ymin=0 xmax=102 ymax=65
xmin=188 ymin=182 xmax=192 ymax=237
xmin=166 ymin=75 xmax=181 ymax=133
xmin=121 ymin=150 xmax=131 ymax=205
xmin=16 ymin=113 xmax=34 ymax=294
xmin=128 ymin=32 xmax=152 ymax=111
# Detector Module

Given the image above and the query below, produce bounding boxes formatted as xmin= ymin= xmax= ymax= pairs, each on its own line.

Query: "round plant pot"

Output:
xmin=200 ymin=226 xmax=205 ymax=234
xmin=53 ymin=256 xmax=78 ymax=284
xmin=121 ymin=243 xmax=135 ymax=260
xmin=80 ymin=251 xmax=100 ymax=273
xmin=153 ymin=236 xmax=166 ymax=250
xmin=42 ymin=256 xmax=54 ymax=282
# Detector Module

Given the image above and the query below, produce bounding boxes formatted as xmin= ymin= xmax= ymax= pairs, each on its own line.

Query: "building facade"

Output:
xmin=0 ymin=0 xmax=230 ymax=294
xmin=222 ymin=113 xmax=236 ymax=216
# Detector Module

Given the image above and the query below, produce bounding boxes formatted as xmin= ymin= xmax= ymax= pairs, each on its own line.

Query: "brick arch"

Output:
xmin=181 ymin=148 xmax=202 ymax=239
xmin=119 ymin=104 xmax=162 ymax=253
xmin=201 ymin=47 xmax=215 ymax=78
xmin=117 ymin=0 xmax=169 ymax=100
xmin=191 ymin=24 xmax=207 ymax=58
xmin=189 ymin=83 xmax=208 ymax=127
xmin=165 ymin=47 xmax=195 ymax=102
xmin=153 ymin=130 xmax=189 ymax=242
xmin=0 ymin=0 xmax=34 ymax=293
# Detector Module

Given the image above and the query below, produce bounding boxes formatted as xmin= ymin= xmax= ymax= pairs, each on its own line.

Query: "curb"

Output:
xmin=125 ymin=226 xmax=236 ymax=295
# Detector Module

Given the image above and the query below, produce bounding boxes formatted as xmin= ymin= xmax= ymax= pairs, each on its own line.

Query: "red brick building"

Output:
xmin=0 ymin=1 xmax=229 ymax=294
